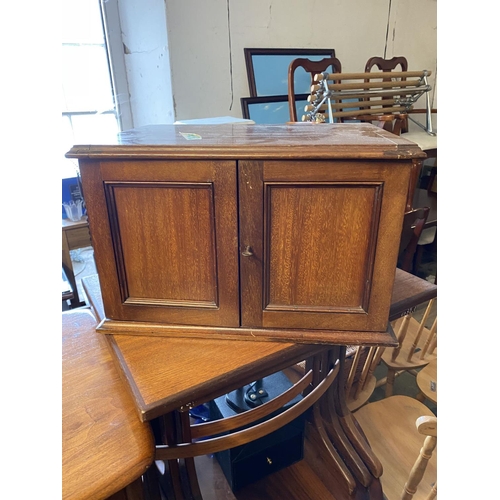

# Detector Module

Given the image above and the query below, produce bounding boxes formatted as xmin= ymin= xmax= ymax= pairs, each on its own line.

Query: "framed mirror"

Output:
xmin=241 ymin=94 xmax=309 ymax=124
xmin=244 ymin=48 xmax=336 ymax=97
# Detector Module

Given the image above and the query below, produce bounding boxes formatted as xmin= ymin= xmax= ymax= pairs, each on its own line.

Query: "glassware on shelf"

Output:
xmin=63 ymin=199 xmax=85 ymax=222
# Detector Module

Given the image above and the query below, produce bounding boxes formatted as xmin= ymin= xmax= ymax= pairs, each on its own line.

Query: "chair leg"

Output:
xmin=385 ymin=369 xmax=395 ymax=398
xmin=413 ymin=245 xmax=424 ymax=278
xmin=415 ymin=392 xmax=426 ymax=403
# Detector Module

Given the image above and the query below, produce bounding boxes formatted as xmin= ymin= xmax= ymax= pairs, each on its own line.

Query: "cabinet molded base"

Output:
xmin=95 ymin=318 xmax=398 ymax=346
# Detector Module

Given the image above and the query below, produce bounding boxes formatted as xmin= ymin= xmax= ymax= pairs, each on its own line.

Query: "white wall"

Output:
xmin=116 ymin=0 xmax=175 ymax=126
xmin=165 ymin=0 xmax=437 ymax=121
xmin=387 ymin=0 xmax=437 ymax=108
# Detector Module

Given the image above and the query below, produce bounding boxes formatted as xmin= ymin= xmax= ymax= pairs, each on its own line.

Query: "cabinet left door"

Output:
xmin=79 ymin=159 xmax=240 ymax=327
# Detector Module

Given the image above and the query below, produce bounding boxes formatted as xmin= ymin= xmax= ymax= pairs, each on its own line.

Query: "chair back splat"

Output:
xmin=287 ymin=56 xmax=342 ymax=122
xmin=364 ymin=56 xmax=410 ymax=132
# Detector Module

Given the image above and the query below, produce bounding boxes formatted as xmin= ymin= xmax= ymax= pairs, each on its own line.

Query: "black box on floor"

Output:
xmin=208 ymin=371 xmax=306 ymax=491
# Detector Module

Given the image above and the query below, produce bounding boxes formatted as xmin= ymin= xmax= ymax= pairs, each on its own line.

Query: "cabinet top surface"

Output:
xmin=66 ymin=123 xmax=425 ymax=160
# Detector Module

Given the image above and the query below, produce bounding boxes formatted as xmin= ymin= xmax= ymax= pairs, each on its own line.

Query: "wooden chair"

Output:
xmin=364 ymin=57 xmax=437 ymax=133
xmin=353 ymin=395 xmax=437 ymax=499
xmin=377 ymin=299 xmax=437 ymax=398
xmin=416 ymin=358 xmax=437 ymax=405
xmin=398 ymin=207 xmax=430 ymax=274
xmin=343 ymin=346 xmax=379 ymax=412
xmin=365 ymin=56 xmax=408 ymax=73
xmin=415 ymin=225 xmax=437 ymax=283
xmin=364 ymin=56 xmax=410 ymax=133
xmin=289 ymin=266 xmax=438 ymax=413
xmin=365 ymin=56 xmax=437 ymax=188
xmin=342 ymin=56 xmax=409 ymax=134
xmin=304 ymin=60 xmax=436 ymax=152
xmin=412 ymin=185 xmax=437 ymax=282
xmin=287 ymin=56 xmax=342 ymax=122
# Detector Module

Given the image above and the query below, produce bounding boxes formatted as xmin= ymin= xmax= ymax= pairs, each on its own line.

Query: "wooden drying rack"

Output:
xmin=303 ymin=70 xmax=433 ymax=136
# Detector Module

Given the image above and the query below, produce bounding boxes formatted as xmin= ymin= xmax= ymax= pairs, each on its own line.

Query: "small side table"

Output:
xmin=62 ymin=308 xmax=155 ymax=499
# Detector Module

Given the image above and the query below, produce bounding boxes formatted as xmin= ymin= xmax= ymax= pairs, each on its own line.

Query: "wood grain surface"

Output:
xmin=66 ymin=123 xmax=426 ymax=160
xmin=354 ymin=396 xmax=436 ymax=500
xmin=416 ymin=358 xmax=437 ymax=404
xmin=62 ymin=308 xmax=154 ymax=499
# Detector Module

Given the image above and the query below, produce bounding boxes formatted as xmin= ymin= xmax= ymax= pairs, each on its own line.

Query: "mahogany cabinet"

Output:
xmin=67 ymin=123 xmax=425 ymax=345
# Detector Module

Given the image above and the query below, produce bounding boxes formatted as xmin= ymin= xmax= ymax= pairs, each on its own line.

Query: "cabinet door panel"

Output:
xmin=265 ymin=182 xmax=380 ymax=312
xmin=80 ymin=159 xmax=239 ymax=327
xmin=239 ymin=160 xmax=410 ymax=333
xmin=109 ymin=183 xmax=218 ymax=305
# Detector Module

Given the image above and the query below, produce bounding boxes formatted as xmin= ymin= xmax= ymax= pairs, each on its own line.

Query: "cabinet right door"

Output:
xmin=239 ymin=159 xmax=411 ymax=333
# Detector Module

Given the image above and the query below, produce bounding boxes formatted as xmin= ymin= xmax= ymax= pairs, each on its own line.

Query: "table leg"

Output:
xmin=155 ymin=411 xmax=203 ymax=500
xmin=322 ymin=380 xmax=372 ymax=487
xmin=152 ymin=347 xmax=385 ymax=499
xmin=62 ymin=230 xmax=85 ymax=308
xmin=106 ymin=466 xmax=162 ymax=500
xmin=306 ymin=347 xmax=384 ymax=499
xmin=179 ymin=410 xmax=203 ymax=500
xmin=333 ymin=348 xmax=383 ymax=478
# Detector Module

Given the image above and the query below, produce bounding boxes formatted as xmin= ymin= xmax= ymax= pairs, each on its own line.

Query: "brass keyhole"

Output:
xmin=241 ymin=246 xmax=254 ymax=257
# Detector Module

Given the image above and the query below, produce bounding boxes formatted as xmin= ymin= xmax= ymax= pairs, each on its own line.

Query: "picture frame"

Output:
xmin=244 ymin=48 xmax=336 ymax=97
xmin=241 ymin=94 xmax=310 ymax=124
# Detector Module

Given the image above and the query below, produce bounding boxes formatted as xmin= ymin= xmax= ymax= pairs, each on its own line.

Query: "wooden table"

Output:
xmin=62 ymin=216 xmax=91 ymax=307
xmin=389 ymin=268 xmax=437 ymax=318
xmin=82 ymin=275 xmax=368 ymax=498
xmin=79 ymin=268 xmax=437 ymax=500
xmin=62 ymin=308 xmax=155 ymax=500
xmin=83 ymin=268 xmax=435 ymax=422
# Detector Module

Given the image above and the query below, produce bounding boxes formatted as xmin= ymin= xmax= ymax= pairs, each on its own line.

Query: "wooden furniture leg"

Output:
xmin=385 ymin=369 xmax=396 ymax=398
xmin=142 ymin=465 xmax=163 ymax=500
xmin=179 ymin=410 xmax=203 ymax=500
xmin=157 ymin=412 xmax=192 ymax=499
xmin=320 ymin=352 xmax=372 ymax=487
xmin=308 ymin=404 xmax=358 ymax=495
xmin=62 ymin=239 xmax=84 ymax=308
xmin=306 ymin=350 xmax=358 ymax=495
xmin=150 ymin=346 xmax=387 ymax=499
xmin=415 ymin=392 xmax=426 ymax=403
xmin=321 ymin=391 xmax=372 ymax=487
xmin=334 ymin=348 xmax=383 ymax=478
xmin=62 ymin=222 xmax=87 ymax=308
xmin=306 ymin=347 xmax=384 ymax=499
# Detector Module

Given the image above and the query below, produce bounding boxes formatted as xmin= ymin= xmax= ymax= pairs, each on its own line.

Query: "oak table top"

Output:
xmin=389 ymin=268 xmax=437 ymax=320
xmin=81 ymin=269 xmax=436 ymax=422
xmin=82 ymin=274 xmax=327 ymax=421
xmin=62 ymin=308 xmax=155 ymax=500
